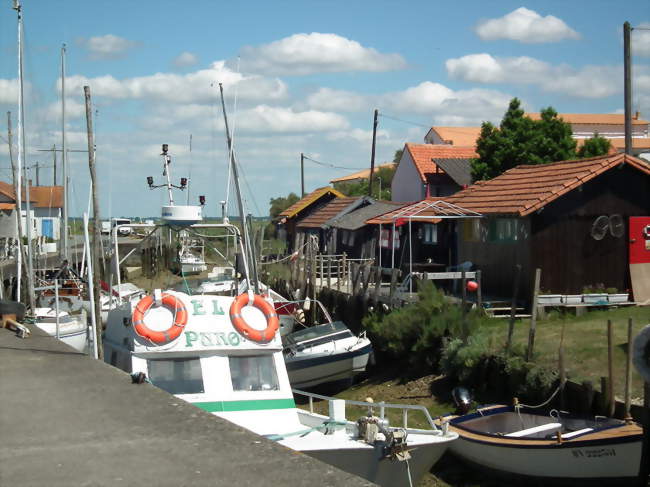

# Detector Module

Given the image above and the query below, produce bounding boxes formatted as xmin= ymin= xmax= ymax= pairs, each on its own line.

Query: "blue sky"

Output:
xmin=1 ymin=1 xmax=649 ymax=217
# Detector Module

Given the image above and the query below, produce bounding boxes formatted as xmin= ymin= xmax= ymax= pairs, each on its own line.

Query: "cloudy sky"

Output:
xmin=0 ymin=1 xmax=649 ymax=217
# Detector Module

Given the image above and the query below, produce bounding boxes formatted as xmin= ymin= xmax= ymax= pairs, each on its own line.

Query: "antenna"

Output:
xmin=12 ymin=1 xmax=21 ymax=11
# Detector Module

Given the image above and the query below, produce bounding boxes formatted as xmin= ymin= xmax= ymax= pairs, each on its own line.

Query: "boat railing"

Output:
xmin=292 ymin=388 xmax=442 ymax=433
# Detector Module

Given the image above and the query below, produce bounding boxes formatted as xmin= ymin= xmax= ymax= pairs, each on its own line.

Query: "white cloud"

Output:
xmin=0 ymin=78 xmax=19 ymax=104
xmin=172 ymin=51 xmax=199 ymax=68
xmin=77 ymin=34 xmax=138 ymax=60
xmin=235 ymin=105 xmax=349 ymax=133
xmin=63 ymin=61 xmax=288 ymax=104
xmin=475 ymin=7 xmax=580 ymax=43
xmin=306 ymin=88 xmax=370 ymax=112
xmin=238 ymin=33 xmax=407 ymax=75
xmin=446 ymin=53 xmax=620 ymax=98
xmin=633 ymin=22 xmax=650 ymax=57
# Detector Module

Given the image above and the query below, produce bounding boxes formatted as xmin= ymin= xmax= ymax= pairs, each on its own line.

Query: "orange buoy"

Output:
xmin=132 ymin=293 xmax=188 ymax=344
xmin=466 ymin=280 xmax=478 ymax=292
xmin=229 ymin=293 xmax=279 ymax=343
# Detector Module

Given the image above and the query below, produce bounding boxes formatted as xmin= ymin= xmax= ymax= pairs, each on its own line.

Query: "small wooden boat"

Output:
xmin=446 ymin=404 xmax=643 ymax=485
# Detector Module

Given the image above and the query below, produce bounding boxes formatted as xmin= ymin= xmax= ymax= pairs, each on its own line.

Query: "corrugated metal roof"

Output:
xmin=328 ymin=201 xmax=406 ymax=231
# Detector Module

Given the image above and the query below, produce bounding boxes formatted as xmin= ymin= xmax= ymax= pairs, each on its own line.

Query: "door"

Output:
xmin=629 ymin=216 xmax=650 ymax=304
xmin=42 ymin=218 xmax=53 ymax=239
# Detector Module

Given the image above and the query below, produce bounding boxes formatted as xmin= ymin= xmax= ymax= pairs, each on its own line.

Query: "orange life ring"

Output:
xmin=132 ymin=293 xmax=188 ymax=344
xmin=229 ymin=293 xmax=279 ymax=343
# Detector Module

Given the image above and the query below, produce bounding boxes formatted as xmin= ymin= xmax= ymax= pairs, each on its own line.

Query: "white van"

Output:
xmin=112 ymin=218 xmax=132 ymax=236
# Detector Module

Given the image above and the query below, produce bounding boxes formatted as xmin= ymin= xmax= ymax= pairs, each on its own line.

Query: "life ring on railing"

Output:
xmin=229 ymin=293 xmax=279 ymax=343
xmin=643 ymin=225 xmax=650 ymax=239
xmin=632 ymin=325 xmax=650 ymax=383
xmin=132 ymin=293 xmax=188 ymax=344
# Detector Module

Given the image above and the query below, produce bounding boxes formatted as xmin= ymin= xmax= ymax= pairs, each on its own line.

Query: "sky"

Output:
xmin=0 ymin=1 xmax=649 ymax=218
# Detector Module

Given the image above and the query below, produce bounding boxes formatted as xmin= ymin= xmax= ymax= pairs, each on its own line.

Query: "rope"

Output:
xmin=258 ymin=240 xmax=310 ymax=265
xmin=516 ymin=382 xmax=563 ymax=410
xmin=405 ymin=459 xmax=414 ymax=487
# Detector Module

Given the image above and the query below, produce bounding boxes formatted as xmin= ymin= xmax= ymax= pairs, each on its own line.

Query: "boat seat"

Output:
xmin=505 ymin=422 xmax=562 ymax=438
xmin=553 ymin=427 xmax=594 ymax=439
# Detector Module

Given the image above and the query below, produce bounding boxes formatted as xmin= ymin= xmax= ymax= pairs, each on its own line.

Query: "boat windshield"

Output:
xmin=229 ymin=355 xmax=279 ymax=392
xmin=284 ymin=321 xmax=352 ymax=346
xmin=147 ymin=357 xmax=204 ymax=395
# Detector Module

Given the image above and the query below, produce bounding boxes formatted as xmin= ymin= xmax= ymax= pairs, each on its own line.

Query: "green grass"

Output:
xmin=479 ymin=306 xmax=650 ymax=401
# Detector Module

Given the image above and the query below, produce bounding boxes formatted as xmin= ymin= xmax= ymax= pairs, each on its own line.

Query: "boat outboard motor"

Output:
xmin=452 ymin=386 xmax=472 ymax=415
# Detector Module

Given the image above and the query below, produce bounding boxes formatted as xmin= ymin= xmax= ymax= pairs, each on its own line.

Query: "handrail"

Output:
xmin=292 ymin=388 xmax=441 ymax=432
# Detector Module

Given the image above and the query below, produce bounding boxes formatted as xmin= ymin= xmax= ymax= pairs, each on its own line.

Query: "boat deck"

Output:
xmin=0 ymin=325 xmax=374 ymax=487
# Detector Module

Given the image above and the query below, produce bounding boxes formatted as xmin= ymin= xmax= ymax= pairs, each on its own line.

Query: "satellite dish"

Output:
xmin=609 ymin=214 xmax=624 ymax=238
xmin=591 ymin=215 xmax=609 ymax=241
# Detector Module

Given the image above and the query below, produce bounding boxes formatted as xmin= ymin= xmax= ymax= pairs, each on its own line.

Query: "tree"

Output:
xmin=333 ymin=165 xmax=396 ymax=200
xmin=393 ymin=148 xmax=403 ymax=162
xmin=577 ymin=132 xmax=612 ymax=158
xmin=269 ymin=193 xmax=300 ymax=219
xmin=471 ymin=98 xmax=577 ymax=181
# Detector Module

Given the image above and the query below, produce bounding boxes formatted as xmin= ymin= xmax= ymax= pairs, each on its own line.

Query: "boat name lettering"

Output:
xmin=184 ymin=331 xmax=241 ymax=347
xmin=571 ymin=448 xmax=616 ymax=459
xmin=190 ymin=299 xmax=225 ymax=316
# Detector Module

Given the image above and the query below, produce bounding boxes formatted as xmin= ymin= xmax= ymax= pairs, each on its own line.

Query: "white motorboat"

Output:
xmin=93 ymin=282 xmax=146 ymax=326
xmin=103 ymin=290 xmax=457 ymax=486
xmin=446 ymin=404 xmax=643 ymax=484
xmin=32 ymin=307 xmax=88 ymax=353
xmin=283 ymin=320 xmax=373 ymax=389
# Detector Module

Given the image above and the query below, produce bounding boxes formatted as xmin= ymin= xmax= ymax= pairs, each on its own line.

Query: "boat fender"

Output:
xmin=632 ymin=325 xmax=650 ymax=383
xmin=230 ymin=293 xmax=279 ymax=343
xmin=132 ymin=293 xmax=188 ymax=344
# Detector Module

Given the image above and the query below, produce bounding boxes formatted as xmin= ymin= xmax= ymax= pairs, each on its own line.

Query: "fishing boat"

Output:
xmin=103 ymin=288 xmax=457 ymax=486
xmin=446 ymin=404 xmax=643 ymax=484
xmin=32 ymin=307 xmax=88 ymax=352
xmin=283 ymin=316 xmax=372 ymax=389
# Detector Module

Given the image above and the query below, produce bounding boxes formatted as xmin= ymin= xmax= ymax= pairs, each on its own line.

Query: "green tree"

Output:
xmin=269 ymin=193 xmax=300 ymax=219
xmin=577 ymin=132 xmax=612 ymax=158
xmin=393 ymin=148 xmax=403 ymax=162
xmin=333 ymin=165 xmax=396 ymax=200
xmin=471 ymin=99 xmax=577 ymax=181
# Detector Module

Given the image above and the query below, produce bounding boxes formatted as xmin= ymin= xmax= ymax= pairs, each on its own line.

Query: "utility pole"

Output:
xmin=623 ymin=21 xmax=632 ymax=155
xmin=84 ymin=86 xmax=103 ymax=359
xmin=35 ymin=161 xmax=39 ymax=186
xmin=300 ymin=152 xmax=305 ymax=197
xmin=368 ymin=109 xmax=378 ymax=197
xmin=7 ymin=111 xmax=27 ymax=302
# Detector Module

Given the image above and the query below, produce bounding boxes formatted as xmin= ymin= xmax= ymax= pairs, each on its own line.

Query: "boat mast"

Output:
xmin=161 ymin=144 xmax=174 ymax=205
xmin=61 ymin=43 xmax=68 ymax=260
xmin=218 ymin=83 xmax=259 ymax=293
xmin=14 ymin=0 xmax=35 ymax=310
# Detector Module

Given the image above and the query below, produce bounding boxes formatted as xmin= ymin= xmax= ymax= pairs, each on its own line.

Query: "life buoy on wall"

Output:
xmin=632 ymin=325 xmax=650 ymax=384
xmin=643 ymin=225 xmax=650 ymax=239
xmin=132 ymin=293 xmax=188 ymax=344
xmin=229 ymin=293 xmax=279 ymax=343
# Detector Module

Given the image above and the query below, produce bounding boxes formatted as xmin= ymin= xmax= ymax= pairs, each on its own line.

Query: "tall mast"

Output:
xmin=14 ymin=0 xmax=35 ymax=310
xmin=61 ymin=43 xmax=68 ymax=260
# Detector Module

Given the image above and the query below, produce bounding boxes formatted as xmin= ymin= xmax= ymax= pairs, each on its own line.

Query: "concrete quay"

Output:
xmin=0 ymin=327 xmax=374 ymax=487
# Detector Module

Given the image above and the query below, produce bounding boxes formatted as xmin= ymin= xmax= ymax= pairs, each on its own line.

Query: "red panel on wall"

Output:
xmin=629 ymin=217 xmax=650 ymax=265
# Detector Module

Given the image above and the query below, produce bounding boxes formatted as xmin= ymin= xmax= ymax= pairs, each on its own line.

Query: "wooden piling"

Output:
xmin=607 ymin=319 xmax=615 ymax=417
xmin=526 ymin=268 xmax=541 ymax=362
xmin=507 ymin=264 xmax=522 ymax=353
xmin=625 ymin=318 xmax=633 ymax=421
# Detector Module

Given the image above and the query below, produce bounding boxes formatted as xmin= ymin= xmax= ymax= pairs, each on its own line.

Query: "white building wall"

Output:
xmin=424 ymin=130 xmax=446 ymax=144
xmin=0 ymin=210 xmax=18 ymax=238
xmin=391 ymin=151 xmax=425 ymax=202
xmin=571 ymin=123 xmax=648 ymax=138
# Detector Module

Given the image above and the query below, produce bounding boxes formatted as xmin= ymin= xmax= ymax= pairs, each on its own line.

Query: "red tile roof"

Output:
xmin=0 ymin=181 xmax=63 ymax=208
xmin=405 ymin=143 xmax=477 ymax=182
xmin=279 ymin=187 xmax=344 ymax=219
xmin=426 ymin=126 xmax=481 ymax=146
xmin=444 ymin=153 xmax=650 ymax=217
xmin=296 ymin=197 xmax=360 ymax=228
xmin=526 ymin=113 xmax=649 ymax=125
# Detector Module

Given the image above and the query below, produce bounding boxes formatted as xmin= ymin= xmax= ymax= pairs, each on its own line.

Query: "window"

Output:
xmin=488 ymin=218 xmax=519 ymax=242
xmin=147 ymin=357 xmax=204 ymax=394
xmin=422 ymin=224 xmax=437 ymax=244
xmin=229 ymin=355 xmax=279 ymax=392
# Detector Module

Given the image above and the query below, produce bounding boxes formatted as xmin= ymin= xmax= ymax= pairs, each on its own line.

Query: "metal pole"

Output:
xmin=625 ymin=318 xmax=633 ymax=420
xmin=61 ymin=44 xmax=68 ymax=259
xmin=84 ymin=86 xmax=103 ymax=359
xmin=408 ymin=218 xmax=412 ymax=293
xmin=54 ymin=281 xmax=60 ymax=339
xmin=378 ymin=223 xmax=382 ymax=270
xmin=368 ymin=109 xmax=378 ymax=196
xmin=623 ymin=22 xmax=632 ymax=155
xmin=24 ymin=167 xmax=35 ymax=311
xmin=7 ymin=111 xmax=25 ymax=302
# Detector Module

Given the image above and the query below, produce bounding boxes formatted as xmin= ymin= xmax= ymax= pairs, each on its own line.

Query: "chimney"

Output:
xmin=634 ymin=111 xmax=639 ymax=120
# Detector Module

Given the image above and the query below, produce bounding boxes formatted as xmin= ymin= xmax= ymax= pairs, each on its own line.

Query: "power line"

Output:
xmin=303 ymin=155 xmax=365 ymax=171
xmin=378 ymin=112 xmax=431 ymax=129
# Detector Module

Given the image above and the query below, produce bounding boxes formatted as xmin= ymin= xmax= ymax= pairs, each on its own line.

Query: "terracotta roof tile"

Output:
xmin=0 ymin=203 xmax=16 ymax=210
xmin=526 ymin=113 xmax=649 ymax=125
xmin=444 ymin=154 xmax=650 ymax=217
xmin=405 ymin=143 xmax=478 ymax=182
xmin=330 ymin=162 xmax=396 ymax=183
xmin=29 ymin=186 xmax=63 ymax=208
xmin=427 ymin=126 xmax=481 ymax=146
xmin=296 ymin=197 xmax=360 ymax=228
xmin=279 ymin=187 xmax=345 ymax=219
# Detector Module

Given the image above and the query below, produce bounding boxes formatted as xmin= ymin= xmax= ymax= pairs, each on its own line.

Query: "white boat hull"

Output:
xmin=286 ymin=342 xmax=372 ymax=389
xmin=33 ymin=321 xmax=88 ymax=353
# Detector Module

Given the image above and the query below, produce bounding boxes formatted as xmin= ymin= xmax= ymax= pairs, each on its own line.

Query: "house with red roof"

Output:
xmin=0 ymin=181 xmax=63 ymax=241
xmin=441 ymin=153 xmax=649 ymax=299
xmin=391 ymin=143 xmax=477 ymax=202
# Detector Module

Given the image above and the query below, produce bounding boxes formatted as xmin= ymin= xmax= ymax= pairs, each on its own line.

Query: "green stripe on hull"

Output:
xmin=193 ymin=398 xmax=296 ymax=412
